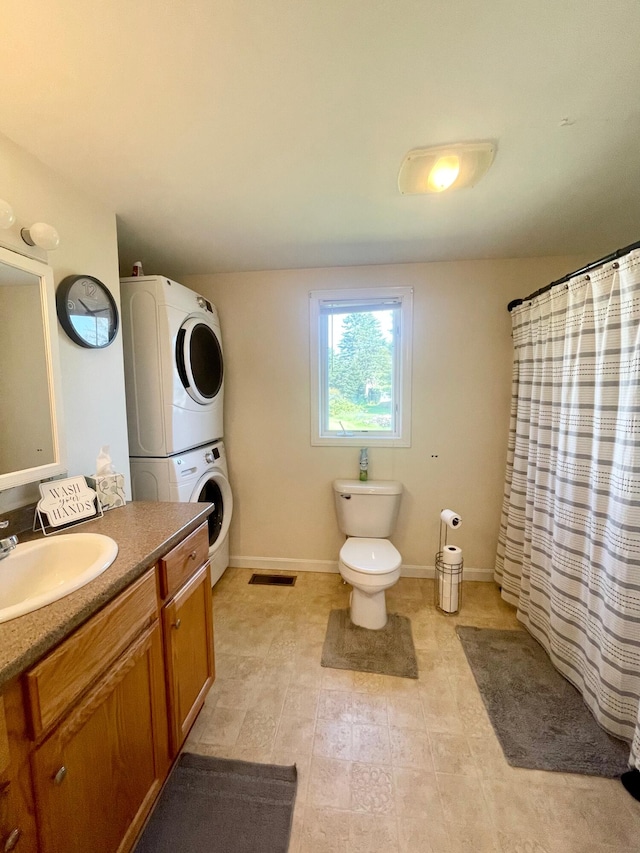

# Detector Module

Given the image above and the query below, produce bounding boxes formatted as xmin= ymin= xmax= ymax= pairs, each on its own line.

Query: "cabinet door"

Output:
xmin=31 ymin=622 xmax=167 ymax=853
xmin=163 ymin=562 xmax=214 ymax=754
xmin=1 ymin=782 xmax=29 ymax=853
xmin=0 ymin=685 xmax=38 ymax=853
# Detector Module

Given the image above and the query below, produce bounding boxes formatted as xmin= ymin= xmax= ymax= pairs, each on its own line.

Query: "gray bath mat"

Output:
xmin=321 ymin=608 xmax=418 ymax=679
xmin=134 ymin=753 xmax=297 ymax=852
xmin=456 ymin=626 xmax=630 ymax=777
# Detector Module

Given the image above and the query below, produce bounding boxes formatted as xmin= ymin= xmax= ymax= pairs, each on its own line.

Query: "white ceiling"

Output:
xmin=1 ymin=1 xmax=640 ymax=278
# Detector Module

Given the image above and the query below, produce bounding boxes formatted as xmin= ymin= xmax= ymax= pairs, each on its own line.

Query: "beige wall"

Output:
xmin=0 ymin=132 xmax=130 ymax=511
xmin=186 ymin=257 xmax=586 ymax=574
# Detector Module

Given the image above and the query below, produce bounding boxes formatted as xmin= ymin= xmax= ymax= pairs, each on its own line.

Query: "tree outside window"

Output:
xmin=328 ymin=309 xmax=394 ymax=432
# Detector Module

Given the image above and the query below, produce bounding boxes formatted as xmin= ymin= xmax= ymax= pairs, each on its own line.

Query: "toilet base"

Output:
xmin=350 ymin=587 xmax=388 ymax=630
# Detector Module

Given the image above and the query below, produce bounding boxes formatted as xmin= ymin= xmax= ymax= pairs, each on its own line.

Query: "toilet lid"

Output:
xmin=341 ymin=538 xmax=402 ymax=574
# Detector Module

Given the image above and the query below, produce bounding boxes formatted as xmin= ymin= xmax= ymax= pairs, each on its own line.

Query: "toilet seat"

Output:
xmin=340 ymin=537 xmax=401 ymax=574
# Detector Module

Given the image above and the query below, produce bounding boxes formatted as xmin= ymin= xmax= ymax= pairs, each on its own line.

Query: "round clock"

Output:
xmin=56 ymin=275 xmax=119 ymax=348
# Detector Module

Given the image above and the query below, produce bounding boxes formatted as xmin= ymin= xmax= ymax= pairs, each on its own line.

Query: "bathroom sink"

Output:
xmin=0 ymin=533 xmax=118 ymax=624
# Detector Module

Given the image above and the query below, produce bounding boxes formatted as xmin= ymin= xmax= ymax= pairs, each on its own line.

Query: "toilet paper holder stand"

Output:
xmin=435 ymin=516 xmax=463 ymax=616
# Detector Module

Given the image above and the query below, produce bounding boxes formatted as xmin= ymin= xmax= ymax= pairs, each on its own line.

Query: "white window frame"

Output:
xmin=309 ymin=286 xmax=413 ymax=447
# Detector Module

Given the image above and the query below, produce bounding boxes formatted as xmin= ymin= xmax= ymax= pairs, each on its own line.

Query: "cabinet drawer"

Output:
xmin=24 ymin=569 xmax=158 ymax=740
xmin=158 ymin=523 xmax=209 ymax=600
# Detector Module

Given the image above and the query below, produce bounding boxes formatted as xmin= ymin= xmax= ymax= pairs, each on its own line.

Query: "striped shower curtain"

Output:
xmin=495 ymin=249 xmax=640 ymax=769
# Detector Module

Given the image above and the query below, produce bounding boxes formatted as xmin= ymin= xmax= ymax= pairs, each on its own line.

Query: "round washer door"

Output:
xmin=190 ymin=470 xmax=233 ymax=551
xmin=176 ymin=317 xmax=224 ymax=405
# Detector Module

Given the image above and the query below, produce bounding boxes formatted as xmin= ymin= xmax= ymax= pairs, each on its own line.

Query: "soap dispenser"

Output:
xmin=359 ymin=448 xmax=368 ymax=481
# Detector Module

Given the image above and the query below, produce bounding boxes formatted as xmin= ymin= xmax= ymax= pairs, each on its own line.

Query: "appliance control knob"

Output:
xmin=197 ymin=297 xmax=206 ymax=308
xmin=205 ymin=451 xmax=214 ymax=463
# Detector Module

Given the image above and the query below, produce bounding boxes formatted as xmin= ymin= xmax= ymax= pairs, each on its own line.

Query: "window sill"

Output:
xmin=311 ymin=435 xmax=411 ymax=448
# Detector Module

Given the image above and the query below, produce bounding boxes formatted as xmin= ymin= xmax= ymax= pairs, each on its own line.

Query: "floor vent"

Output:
xmin=249 ymin=573 xmax=297 ymax=586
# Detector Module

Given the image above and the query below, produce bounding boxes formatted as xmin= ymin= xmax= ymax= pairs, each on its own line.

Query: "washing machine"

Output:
xmin=129 ymin=440 xmax=233 ymax=586
xmin=121 ymin=275 xmax=224 ymax=457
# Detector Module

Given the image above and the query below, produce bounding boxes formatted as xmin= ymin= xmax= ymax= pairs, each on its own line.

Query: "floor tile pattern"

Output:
xmin=185 ymin=570 xmax=640 ymax=852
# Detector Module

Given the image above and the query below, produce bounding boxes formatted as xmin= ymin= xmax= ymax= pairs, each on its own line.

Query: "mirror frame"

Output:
xmin=0 ymin=244 xmax=67 ymax=489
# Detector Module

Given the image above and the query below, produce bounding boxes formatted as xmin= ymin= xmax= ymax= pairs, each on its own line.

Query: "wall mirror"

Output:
xmin=0 ymin=244 xmax=66 ymax=489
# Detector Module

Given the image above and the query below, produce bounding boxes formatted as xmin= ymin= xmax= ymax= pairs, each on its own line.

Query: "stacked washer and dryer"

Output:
xmin=120 ymin=275 xmax=233 ymax=586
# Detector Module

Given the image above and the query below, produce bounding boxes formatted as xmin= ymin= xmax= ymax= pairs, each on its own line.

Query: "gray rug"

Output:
xmin=321 ymin=609 xmax=418 ymax=679
xmin=456 ymin=626 xmax=630 ymax=777
xmin=134 ymin=753 xmax=297 ymax=852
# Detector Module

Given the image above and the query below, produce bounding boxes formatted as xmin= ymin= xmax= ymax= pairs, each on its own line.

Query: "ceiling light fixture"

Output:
xmin=398 ymin=141 xmax=496 ymax=194
xmin=0 ymin=199 xmax=16 ymax=230
xmin=21 ymin=222 xmax=60 ymax=252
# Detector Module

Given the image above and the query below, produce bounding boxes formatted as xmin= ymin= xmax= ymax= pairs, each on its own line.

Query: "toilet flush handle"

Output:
xmin=341 ymin=494 xmax=351 ymax=500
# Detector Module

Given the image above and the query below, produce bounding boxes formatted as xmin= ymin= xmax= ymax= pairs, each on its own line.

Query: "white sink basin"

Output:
xmin=0 ymin=533 xmax=118 ymax=624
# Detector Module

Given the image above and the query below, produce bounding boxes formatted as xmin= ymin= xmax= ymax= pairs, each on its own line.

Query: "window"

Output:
xmin=309 ymin=287 xmax=413 ymax=446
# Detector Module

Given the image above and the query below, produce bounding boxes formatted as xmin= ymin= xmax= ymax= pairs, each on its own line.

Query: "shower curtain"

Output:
xmin=495 ymin=248 xmax=640 ymax=769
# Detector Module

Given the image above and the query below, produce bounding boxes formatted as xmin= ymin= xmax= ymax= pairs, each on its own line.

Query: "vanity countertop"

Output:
xmin=0 ymin=501 xmax=213 ymax=688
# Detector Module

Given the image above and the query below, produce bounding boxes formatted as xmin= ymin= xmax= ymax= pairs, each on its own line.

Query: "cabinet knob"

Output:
xmin=172 ymin=618 xmax=182 ymax=630
xmin=190 ymin=550 xmax=197 ymax=561
xmin=52 ymin=766 xmax=67 ymax=785
xmin=4 ymin=828 xmax=21 ymax=851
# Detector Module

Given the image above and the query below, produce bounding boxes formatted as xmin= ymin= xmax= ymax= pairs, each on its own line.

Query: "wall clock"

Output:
xmin=56 ymin=275 xmax=119 ymax=348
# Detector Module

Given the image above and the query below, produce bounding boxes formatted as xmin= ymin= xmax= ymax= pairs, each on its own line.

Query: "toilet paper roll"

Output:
xmin=438 ymin=572 xmax=460 ymax=613
xmin=440 ymin=509 xmax=462 ymax=529
xmin=441 ymin=545 xmax=462 ymax=566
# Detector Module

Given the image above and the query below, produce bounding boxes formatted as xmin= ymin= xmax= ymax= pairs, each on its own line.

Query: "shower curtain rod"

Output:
xmin=507 ymin=238 xmax=640 ymax=312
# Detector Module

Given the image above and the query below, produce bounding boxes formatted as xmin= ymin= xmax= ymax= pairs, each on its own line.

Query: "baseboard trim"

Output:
xmin=230 ymin=556 xmax=339 ymax=574
xmin=229 ymin=555 xmax=494 ymax=582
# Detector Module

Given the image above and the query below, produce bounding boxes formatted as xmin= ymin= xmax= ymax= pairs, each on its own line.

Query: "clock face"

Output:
xmin=57 ymin=276 xmax=118 ymax=348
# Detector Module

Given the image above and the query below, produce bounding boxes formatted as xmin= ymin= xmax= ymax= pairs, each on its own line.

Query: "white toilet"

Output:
xmin=333 ymin=479 xmax=403 ymax=630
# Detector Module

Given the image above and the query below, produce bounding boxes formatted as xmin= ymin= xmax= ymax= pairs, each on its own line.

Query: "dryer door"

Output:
xmin=176 ymin=317 xmax=224 ymax=405
xmin=190 ymin=469 xmax=233 ymax=552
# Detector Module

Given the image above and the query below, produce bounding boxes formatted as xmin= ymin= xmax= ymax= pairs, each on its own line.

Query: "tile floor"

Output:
xmin=185 ymin=570 xmax=640 ymax=852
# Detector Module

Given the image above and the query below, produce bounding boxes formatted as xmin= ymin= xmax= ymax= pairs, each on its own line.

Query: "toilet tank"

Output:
xmin=333 ymin=479 xmax=403 ymax=538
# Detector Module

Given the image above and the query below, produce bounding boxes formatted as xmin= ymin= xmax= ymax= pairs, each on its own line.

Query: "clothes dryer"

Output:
xmin=121 ymin=275 xmax=224 ymax=456
xmin=129 ymin=440 xmax=233 ymax=586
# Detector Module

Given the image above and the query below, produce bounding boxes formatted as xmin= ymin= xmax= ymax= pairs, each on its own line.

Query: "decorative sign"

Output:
xmin=38 ymin=476 xmax=99 ymax=528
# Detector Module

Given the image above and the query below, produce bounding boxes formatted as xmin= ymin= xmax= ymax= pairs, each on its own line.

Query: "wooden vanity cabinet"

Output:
xmin=158 ymin=523 xmax=214 ymax=755
xmin=0 ymin=518 xmax=215 ymax=853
